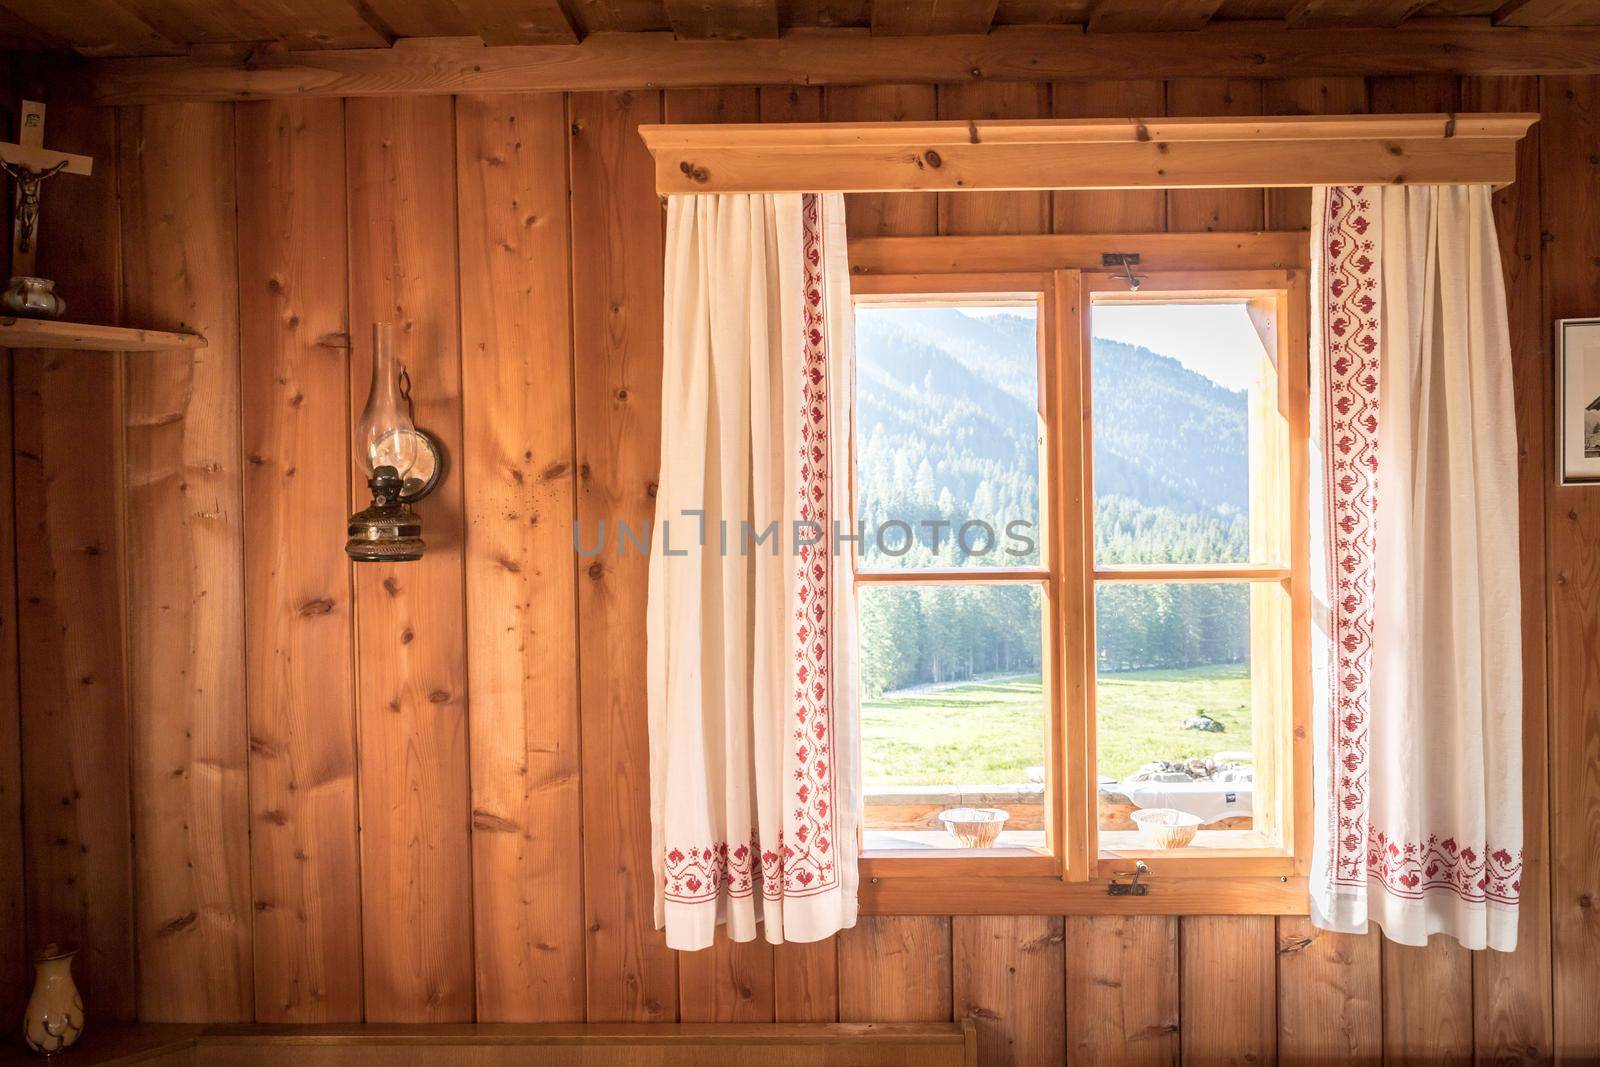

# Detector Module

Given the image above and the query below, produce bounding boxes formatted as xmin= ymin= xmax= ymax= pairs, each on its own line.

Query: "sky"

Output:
xmin=1085 ymin=302 xmax=1265 ymax=393
xmin=955 ymin=301 xmax=1266 ymax=393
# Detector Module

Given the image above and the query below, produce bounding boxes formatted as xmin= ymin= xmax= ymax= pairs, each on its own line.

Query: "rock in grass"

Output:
xmin=1183 ymin=711 xmax=1225 ymax=733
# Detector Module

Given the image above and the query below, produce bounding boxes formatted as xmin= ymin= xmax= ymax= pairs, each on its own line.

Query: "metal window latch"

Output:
xmin=1101 ymin=252 xmax=1142 ymax=292
xmin=1107 ymin=861 xmax=1150 ymax=896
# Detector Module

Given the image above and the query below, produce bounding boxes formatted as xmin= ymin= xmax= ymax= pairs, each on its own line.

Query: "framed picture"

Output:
xmin=1558 ymin=318 xmax=1600 ymax=485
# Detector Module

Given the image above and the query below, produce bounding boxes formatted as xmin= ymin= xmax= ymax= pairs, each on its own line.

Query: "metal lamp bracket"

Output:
xmin=397 ymin=427 xmax=444 ymax=503
xmin=396 ymin=363 xmax=444 ymax=503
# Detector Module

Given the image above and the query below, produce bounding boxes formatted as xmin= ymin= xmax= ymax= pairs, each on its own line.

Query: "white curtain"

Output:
xmin=1310 ymin=184 xmax=1523 ymax=951
xmin=647 ymin=193 xmax=859 ymax=951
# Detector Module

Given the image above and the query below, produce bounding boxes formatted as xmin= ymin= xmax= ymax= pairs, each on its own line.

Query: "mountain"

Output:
xmin=854 ymin=306 xmax=1249 ymax=565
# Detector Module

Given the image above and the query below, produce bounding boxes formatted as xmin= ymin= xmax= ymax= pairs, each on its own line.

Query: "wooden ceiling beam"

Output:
xmin=1087 ymin=0 xmax=1225 ymax=33
xmin=1286 ymin=0 xmax=1434 ymax=26
xmin=870 ymin=0 xmax=1002 ymax=36
xmin=361 ymin=0 xmax=582 ymax=45
xmin=68 ymin=25 xmax=1600 ymax=104
xmin=1495 ymin=0 xmax=1600 ymax=26
xmin=666 ymin=0 xmax=781 ymax=39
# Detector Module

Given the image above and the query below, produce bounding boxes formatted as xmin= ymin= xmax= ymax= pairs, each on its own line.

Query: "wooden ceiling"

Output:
xmin=2 ymin=0 xmax=1595 ymax=57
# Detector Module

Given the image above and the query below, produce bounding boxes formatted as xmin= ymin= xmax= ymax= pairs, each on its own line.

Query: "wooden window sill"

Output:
xmin=859 ymin=872 xmax=1309 ymax=916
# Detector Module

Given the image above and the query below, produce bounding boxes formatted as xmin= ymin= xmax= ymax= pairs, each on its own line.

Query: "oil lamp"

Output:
xmin=345 ymin=321 xmax=443 ymax=562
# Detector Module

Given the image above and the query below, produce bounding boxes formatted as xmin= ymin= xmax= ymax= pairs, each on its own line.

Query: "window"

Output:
xmin=1083 ymin=272 xmax=1309 ymax=880
xmin=851 ymin=273 xmax=1062 ymax=878
xmin=848 ymin=245 xmax=1310 ymax=913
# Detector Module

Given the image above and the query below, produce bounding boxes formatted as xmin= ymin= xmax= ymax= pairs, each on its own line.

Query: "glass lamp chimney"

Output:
xmin=356 ymin=322 xmax=418 ymax=480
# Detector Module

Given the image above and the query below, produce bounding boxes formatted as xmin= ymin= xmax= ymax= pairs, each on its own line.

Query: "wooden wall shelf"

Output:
xmin=0 ymin=317 xmax=206 ymax=351
xmin=640 ymin=112 xmax=1539 ymax=195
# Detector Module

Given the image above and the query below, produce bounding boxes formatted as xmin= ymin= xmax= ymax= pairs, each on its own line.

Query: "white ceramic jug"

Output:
xmin=22 ymin=944 xmax=83 ymax=1055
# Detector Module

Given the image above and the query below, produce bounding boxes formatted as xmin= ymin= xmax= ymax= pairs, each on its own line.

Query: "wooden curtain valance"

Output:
xmin=639 ymin=113 xmax=1538 ymax=195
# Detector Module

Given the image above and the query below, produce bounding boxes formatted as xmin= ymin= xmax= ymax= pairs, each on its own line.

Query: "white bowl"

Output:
xmin=938 ymin=806 xmax=1009 ymax=848
xmin=1131 ymin=807 xmax=1202 ymax=848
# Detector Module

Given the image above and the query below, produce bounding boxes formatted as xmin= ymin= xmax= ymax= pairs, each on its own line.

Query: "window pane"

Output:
xmin=1089 ymin=302 xmax=1264 ymax=565
xmin=859 ymin=581 xmax=1046 ymax=850
xmin=1094 ymin=581 xmax=1255 ymax=833
xmin=854 ymin=303 xmax=1042 ymax=569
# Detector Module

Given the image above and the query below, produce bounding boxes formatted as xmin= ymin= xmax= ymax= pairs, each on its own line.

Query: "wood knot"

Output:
xmin=923 ymin=149 xmax=942 ymax=169
xmin=473 ymin=809 xmax=520 ymax=833
xmin=678 ymin=160 xmax=709 ymax=183
xmin=156 ymin=912 xmax=198 ymax=938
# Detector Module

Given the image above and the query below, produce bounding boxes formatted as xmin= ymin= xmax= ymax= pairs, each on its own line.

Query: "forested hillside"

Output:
xmin=856 ymin=307 xmax=1253 ymax=696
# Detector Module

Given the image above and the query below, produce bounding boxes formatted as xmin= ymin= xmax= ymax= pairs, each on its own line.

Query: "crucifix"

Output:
xmin=0 ymin=100 xmax=94 ymax=282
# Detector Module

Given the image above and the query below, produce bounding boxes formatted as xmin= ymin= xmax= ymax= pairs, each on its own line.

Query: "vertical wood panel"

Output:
xmin=15 ymin=102 xmax=136 ymax=1022
xmin=0 ymin=351 xmax=22 ymax=1025
xmin=823 ymin=85 xmax=937 ymax=239
xmin=1540 ymin=73 xmax=1600 ymax=1065
xmin=1367 ymin=72 xmax=1461 ymax=114
xmin=1064 ymin=917 xmax=1179 ymax=1067
xmin=838 ymin=916 xmax=953 ymax=1022
xmin=236 ymin=96 xmax=364 ymax=1024
xmin=1464 ymin=72 xmax=1554 ymax=1067
xmin=345 ymin=94 xmax=475 ymax=1024
xmin=455 ymin=91 xmax=586 ymax=1024
xmin=118 ymin=101 xmax=252 ymax=1022
xmin=773 ymin=939 xmax=839 ymax=1023
xmin=569 ymin=88 xmax=678 ymax=1024
xmin=677 ymin=938 xmax=777 ymax=1023
xmin=663 ymin=86 xmax=759 ymax=124
xmin=1051 ymin=81 xmax=1166 ymax=234
xmin=1261 ymin=77 xmax=1368 ymax=230
xmin=1180 ymin=916 xmax=1275 ymax=1067
xmin=1383 ymin=940 xmax=1474 ymax=1064
xmin=758 ymin=86 xmax=823 ymax=123
xmin=1164 ymin=79 xmax=1265 ymax=232
xmin=953 ymin=916 xmax=1065 ymax=1067
xmin=936 ymin=82 xmax=1051 ymax=236
xmin=0 ymin=78 xmax=23 ymax=1012
xmin=1275 ymin=919 xmax=1381 ymax=1065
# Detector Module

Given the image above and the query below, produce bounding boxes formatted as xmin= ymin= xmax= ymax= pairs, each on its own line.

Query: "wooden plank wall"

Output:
xmin=1 ymin=75 xmax=1594 ymax=1064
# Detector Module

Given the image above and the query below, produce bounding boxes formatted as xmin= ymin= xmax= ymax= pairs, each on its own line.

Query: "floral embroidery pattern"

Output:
xmin=1366 ymin=833 xmax=1524 ymax=906
xmin=1320 ymin=185 xmax=1380 ymax=889
xmin=663 ymin=836 xmax=762 ymax=905
xmin=786 ymin=192 xmax=839 ymax=899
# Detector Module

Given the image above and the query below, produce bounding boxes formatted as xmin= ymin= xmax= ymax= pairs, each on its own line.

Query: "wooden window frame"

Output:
xmin=850 ymin=233 xmax=1311 ymax=916
xmin=851 ymin=270 xmax=1064 ymax=881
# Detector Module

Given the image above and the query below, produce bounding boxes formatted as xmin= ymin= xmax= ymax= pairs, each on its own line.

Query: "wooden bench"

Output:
xmin=1 ymin=1022 xmax=978 ymax=1067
